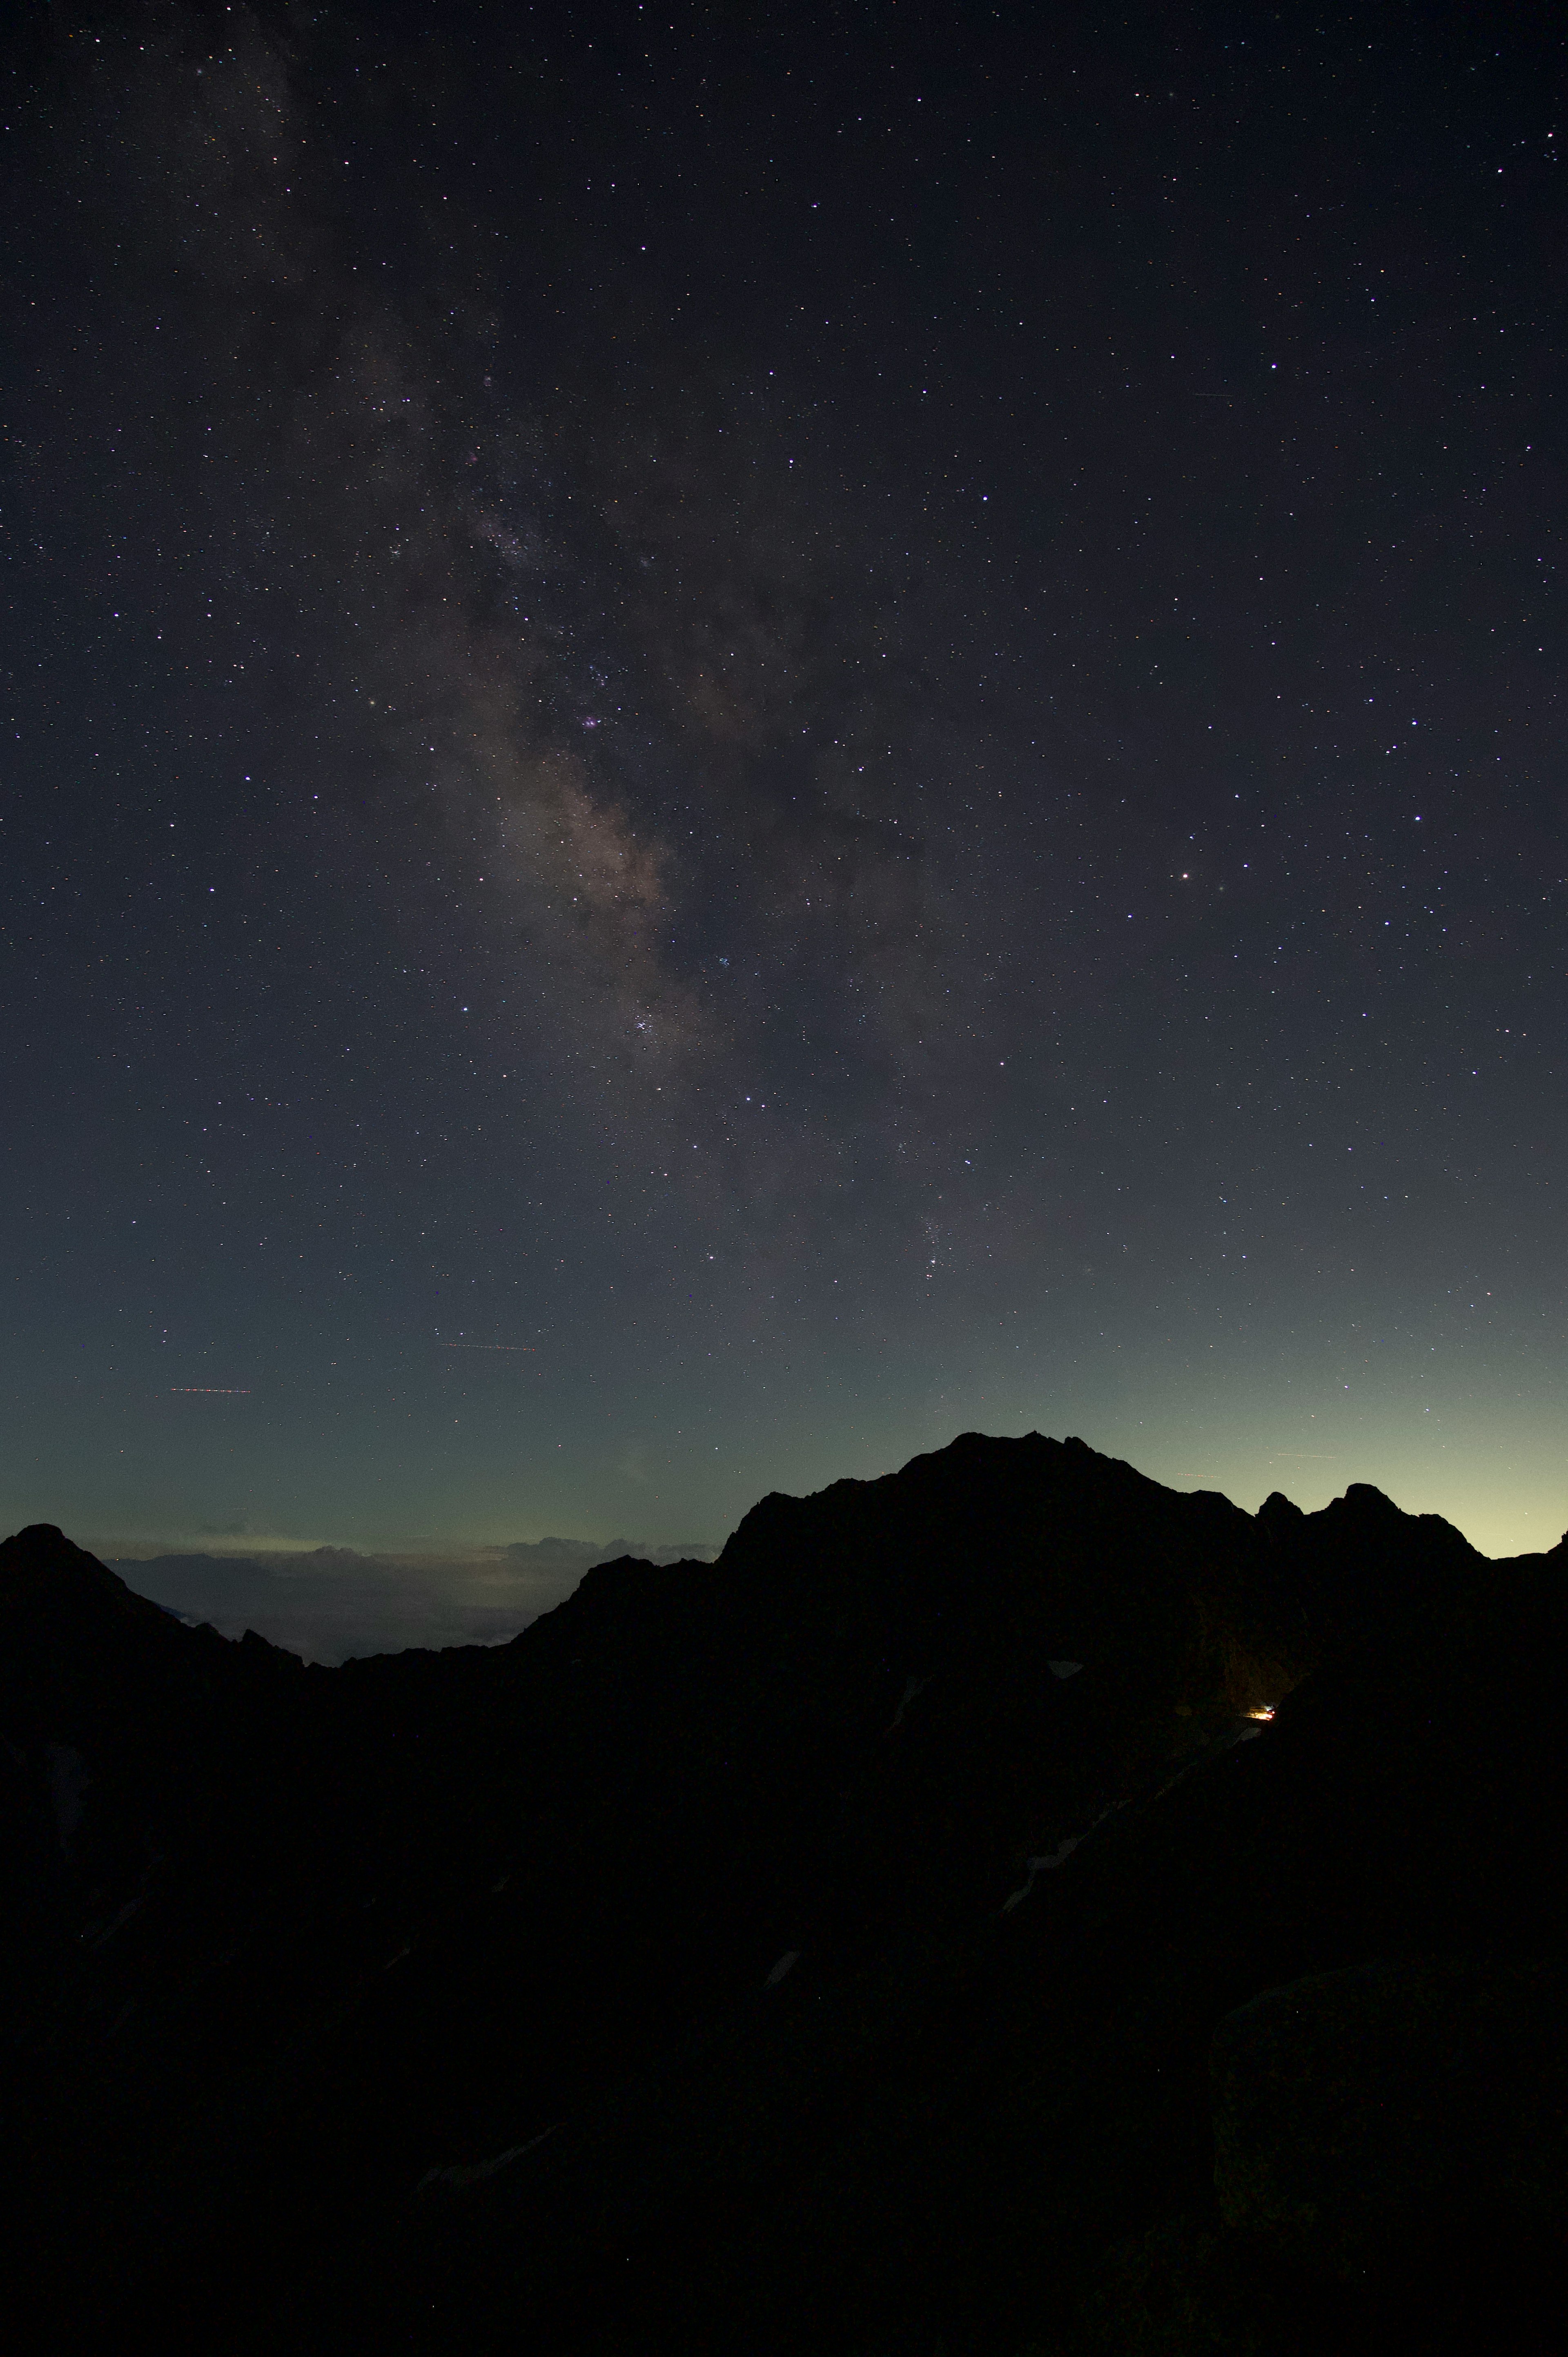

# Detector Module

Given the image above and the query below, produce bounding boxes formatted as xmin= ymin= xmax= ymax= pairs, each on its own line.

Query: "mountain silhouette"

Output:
xmin=3 ymin=1433 xmax=1565 ymax=2352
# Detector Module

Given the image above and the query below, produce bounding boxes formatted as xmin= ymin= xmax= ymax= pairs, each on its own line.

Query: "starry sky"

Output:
xmin=3 ymin=0 xmax=1564 ymax=1606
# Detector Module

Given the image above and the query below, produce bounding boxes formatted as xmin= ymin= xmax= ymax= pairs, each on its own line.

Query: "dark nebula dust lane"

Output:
xmin=2 ymin=2 xmax=1564 ymax=1568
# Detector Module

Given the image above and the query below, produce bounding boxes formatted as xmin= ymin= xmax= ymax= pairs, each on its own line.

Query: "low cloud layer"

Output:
xmin=111 ymin=1538 xmax=714 ymax=1664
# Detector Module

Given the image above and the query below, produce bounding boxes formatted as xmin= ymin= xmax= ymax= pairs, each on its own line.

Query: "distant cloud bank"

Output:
xmin=108 ymin=1537 xmax=715 ymax=1663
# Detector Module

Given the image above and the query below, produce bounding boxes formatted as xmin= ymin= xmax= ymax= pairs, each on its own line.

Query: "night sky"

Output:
xmin=3 ymin=2 xmax=1564 ymax=1628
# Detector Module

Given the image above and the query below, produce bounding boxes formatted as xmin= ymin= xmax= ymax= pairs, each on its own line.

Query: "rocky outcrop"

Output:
xmin=1211 ymin=1956 xmax=1568 ymax=2263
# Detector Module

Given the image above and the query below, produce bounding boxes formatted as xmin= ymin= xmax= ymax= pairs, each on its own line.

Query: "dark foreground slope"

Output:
xmin=3 ymin=1433 xmax=1565 ymax=2352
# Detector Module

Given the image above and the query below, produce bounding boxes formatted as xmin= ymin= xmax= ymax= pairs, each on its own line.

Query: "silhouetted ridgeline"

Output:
xmin=3 ymin=1433 xmax=1566 ymax=2352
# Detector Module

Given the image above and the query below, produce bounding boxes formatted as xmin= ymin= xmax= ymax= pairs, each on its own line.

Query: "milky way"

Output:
xmin=3 ymin=3 xmax=1564 ymax=1569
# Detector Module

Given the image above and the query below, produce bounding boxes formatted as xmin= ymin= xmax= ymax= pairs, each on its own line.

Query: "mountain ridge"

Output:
xmin=3 ymin=1432 xmax=1565 ymax=2352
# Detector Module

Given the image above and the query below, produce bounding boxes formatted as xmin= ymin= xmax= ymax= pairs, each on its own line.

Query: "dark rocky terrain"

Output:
xmin=4 ymin=1432 xmax=1565 ymax=2351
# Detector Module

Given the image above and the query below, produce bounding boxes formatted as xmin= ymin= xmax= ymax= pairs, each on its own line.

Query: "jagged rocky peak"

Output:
xmin=0 ymin=1521 xmax=172 ymax=1629
xmin=721 ymin=1429 xmax=1167 ymax=1563
xmin=1324 ymin=1478 xmax=1479 ymax=1549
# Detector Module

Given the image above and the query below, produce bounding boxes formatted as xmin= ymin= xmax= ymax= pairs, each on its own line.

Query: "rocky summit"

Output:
xmin=3 ymin=1432 xmax=1565 ymax=2352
